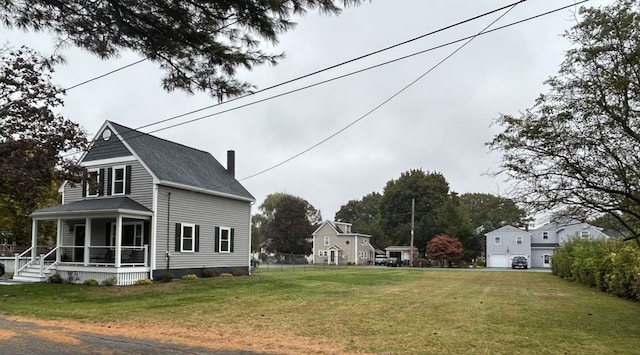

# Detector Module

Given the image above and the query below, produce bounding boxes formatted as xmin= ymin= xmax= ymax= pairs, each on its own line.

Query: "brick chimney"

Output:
xmin=227 ymin=150 xmax=235 ymax=177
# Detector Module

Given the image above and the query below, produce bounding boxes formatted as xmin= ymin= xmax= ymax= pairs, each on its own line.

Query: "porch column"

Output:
xmin=84 ymin=218 xmax=92 ymax=265
xmin=31 ymin=219 xmax=38 ymax=261
xmin=56 ymin=218 xmax=62 ymax=263
xmin=115 ymin=215 xmax=122 ymax=267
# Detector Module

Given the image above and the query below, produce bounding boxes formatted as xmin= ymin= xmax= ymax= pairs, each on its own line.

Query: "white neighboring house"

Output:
xmin=486 ymin=219 xmax=609 ymax=268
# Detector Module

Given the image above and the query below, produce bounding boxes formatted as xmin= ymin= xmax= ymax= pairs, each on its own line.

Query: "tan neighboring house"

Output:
xmin=311 ymin=221 xmax=375 ymax=265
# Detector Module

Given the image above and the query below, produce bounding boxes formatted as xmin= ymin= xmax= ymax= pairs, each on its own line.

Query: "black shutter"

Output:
xmin=214 ymin=227 xmax=220 ymax=252
xmin=105 ymin=223 xmax=111 ymax=246
xmin=125 ymin=165 xmax=132 ymax=194
xmin=82 ymin=175 xmax=87 ymax=197
xmin=195 ymin=225 xmax=200 ymax=252
xmin=143 ymin=220 xmax=150 ymax=245
xmin=230 ymin=228 xmax=235 ymax=253
xmin=99 ymin=168 xmax=105 ymax=195
xmin=175 ymin=223 xmax=181 ymax=252
xmin=107 ymin=168 xmax=112 ymax=196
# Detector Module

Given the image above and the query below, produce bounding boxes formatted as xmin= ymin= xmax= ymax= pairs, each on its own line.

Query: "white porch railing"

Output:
xmin=39 ymin=247 xmax=58 ymax=276
xmin=14 ymin=247 xmax=33 ymax=275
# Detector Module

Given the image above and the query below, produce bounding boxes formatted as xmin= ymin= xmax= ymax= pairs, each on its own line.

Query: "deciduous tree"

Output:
xmin=0 ymin=47 xmax=88 ymax=244
xmin=335 ymin=192 xmax=383 ymax=247
xmin=426 ymin=234 xmax=463 ymax=267
xmin=258 ymin=193 xmax=321 ymax=255
xmin=1 ymin=0 xmax=366 ymax=99
xmin=488 ymin=0 xmax=640 ymax=241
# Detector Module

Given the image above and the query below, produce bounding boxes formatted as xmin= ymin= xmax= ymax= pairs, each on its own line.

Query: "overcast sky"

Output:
xmin=3 ymin=0 xmax=614 ymax=220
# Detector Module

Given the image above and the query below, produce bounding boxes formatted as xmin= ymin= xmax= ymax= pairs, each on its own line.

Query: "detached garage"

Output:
xmin=488 ymin=254 xmax=509 ymax=268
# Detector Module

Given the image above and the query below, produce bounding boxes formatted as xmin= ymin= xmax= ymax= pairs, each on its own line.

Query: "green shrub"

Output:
xmin=49 ymin=273 xmax=63 ymax=284
xmin=135 ymin=278 xmax=153 ymax=285
xmin=220 ymin=273 xmax=233 ymax=278
xmin=162 ymin=272 xmax=174 ymax=283
xmin=83 ymin=279 xmax=99 ymax=286
xmin=102 ymin=276 xmax=117 ymax=286
xmin=553 ymin=238 xmax=640 ymax=301
xmin=181 ymin=274 xmax=198 ymax=281
xmin=202 ymin=269 xmax=218 ymax=278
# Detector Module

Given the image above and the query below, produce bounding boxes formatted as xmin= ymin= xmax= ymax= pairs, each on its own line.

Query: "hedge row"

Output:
xmin=552 ymin=238 xmax=640 ymax=301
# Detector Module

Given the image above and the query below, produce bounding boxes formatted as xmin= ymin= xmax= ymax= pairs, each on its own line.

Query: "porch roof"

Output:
xmin=31 ymin=197 xmax=153 ymax=219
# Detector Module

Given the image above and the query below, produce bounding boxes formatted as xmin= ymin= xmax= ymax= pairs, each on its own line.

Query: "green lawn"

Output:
xmin=1 ymin=268 xmax=639 ymax=354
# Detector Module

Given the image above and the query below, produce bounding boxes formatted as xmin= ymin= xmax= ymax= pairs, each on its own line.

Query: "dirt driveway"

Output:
xmin=0 ymin=316 xmax=268 ymax=355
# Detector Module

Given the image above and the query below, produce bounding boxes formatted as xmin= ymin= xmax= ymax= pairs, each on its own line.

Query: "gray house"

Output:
xmin=486 ymin=220 xmax=609 ymax=268
xmin=311 ymin=221 xmax=375 ymax=265
xmin=14 ymin=121 xmax=254 ymax=285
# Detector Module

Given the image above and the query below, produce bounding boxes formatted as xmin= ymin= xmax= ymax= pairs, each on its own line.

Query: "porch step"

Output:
xmin=13 ymin=265 xmax=56 ymax=283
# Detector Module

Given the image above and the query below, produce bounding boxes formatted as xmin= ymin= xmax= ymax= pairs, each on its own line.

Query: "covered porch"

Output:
xmin=15 ymin=197 xmax=154 ymax=285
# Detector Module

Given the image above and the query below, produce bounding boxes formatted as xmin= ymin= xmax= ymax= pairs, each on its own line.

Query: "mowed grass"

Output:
xmin=1 ymin=268 xmax=640 ymax=354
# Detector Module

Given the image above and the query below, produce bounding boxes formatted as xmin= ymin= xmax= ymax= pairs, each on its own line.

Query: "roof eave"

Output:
xmin=159 ymin=180 xmax=255 ymax=202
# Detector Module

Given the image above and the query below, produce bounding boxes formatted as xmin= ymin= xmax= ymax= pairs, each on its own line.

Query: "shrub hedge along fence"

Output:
xmin=552 ymin=238 xmax=640 ymax=301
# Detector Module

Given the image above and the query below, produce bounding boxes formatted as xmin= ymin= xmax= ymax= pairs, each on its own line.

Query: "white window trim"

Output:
xmin=219 ymin=226 xmax=231 ymax=253
xmin=494 ymin=236 xmax=501 ymax=245
xmin=324 ymin=236 xmax=330 ymax=246
xmin=516 ymin=236 xmax=523 ymax=245
xmin=543 ymin=254 xmax=551 ymax=264
xmin=86 ymin=169 xmax=100 ymax=197
xmin=581 ymin=230 xmax=589 ymax=238
xmin=318 ymin=250 xmax=327 ymax=257
xmin=181 ymin=223 xmax=195 ymax=253
xmin=111 ymin=165 xmax=127 ymax=195
xmin=542 ymin=231 xmax=549 ymax=240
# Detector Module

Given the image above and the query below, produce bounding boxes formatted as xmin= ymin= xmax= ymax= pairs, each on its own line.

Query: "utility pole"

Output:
xmin=410 ymin=198 xmax=415 ymax=267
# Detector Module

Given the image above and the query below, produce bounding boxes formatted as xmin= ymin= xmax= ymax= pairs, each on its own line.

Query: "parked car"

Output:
xmin=386 ymin=257 xmax=400 ymax=267
xmin=374 ymin=255 xmax=387 ymax=266
xmin=511 ymin=256 xmax=528 ymax=269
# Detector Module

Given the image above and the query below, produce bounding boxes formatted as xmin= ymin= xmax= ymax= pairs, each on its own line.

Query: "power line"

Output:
xmin=64 ymin=58 xmax=147 ymax=91
xmin=149 ymin=0 xmax=587 ymax=135
xmin=64 ymin=0 xmax=587 ymax=161
xmin=237 ymin=0 xmax=525 ymax=182
xmin=135 ymin=0 xmax=526 ymax=131
xmin=60 ymin=0 xmax=528 ymax=158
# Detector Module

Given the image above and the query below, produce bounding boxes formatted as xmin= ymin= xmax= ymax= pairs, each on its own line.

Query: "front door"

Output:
xmin=74 ymin=225 xmax=86 ymax=262
xmin=329 ymin=250 xmax=338 ymax=265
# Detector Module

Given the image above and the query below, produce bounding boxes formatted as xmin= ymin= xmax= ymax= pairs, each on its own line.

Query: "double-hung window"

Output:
xmin=181 ymin=223 xmax=195 ymax=252
xmin=112 ymin=166 xmax=126 ymax=195
xmin=494 ymin=236 xmax=501 ymax=245
xmin=324 ymin=236 xmax=330 ymax=246
xmin=516 ymin=236 xmax=523 ymax=245
xmin=215 ymin=226 xmax=234 ymax=253
xmin=86 ymin=169 xmax=100 ymax=197
xmin=542 ymin=231 xmax=549 ymax=240
xmin=175 ymin=223 xmax=199 ymax=253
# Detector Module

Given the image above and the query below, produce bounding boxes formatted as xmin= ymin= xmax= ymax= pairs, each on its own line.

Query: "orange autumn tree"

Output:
xmin=427 ymin=234 xmax=463 ymax=268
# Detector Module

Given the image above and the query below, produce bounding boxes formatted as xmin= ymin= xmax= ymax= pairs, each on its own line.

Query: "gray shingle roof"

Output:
xmin=32 ymin=197 xmax=152 ymax=217
xmin=108 ymin=121 xmax=254 ymax=201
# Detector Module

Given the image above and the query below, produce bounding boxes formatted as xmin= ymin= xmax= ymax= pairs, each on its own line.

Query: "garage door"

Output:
xmin=490 ymin=254 xmax=508 ymax=268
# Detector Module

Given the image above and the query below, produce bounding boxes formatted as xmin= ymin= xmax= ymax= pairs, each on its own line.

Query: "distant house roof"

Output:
xmin=31 ymin=197 xmax=153 ymax=218
xmin=90 ymin=121 xmax=254 ymax=201
xmin=484 ymin=225 xmax=529 ymax=236
xmin=312 ymin=220 xmax=371 ymax=237
xmin=385 ymin=246 xmax=418 ymax=251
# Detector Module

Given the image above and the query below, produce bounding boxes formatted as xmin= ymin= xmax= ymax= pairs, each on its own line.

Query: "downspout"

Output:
xmin=166 ymin=192 xmax=171 ymax=273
